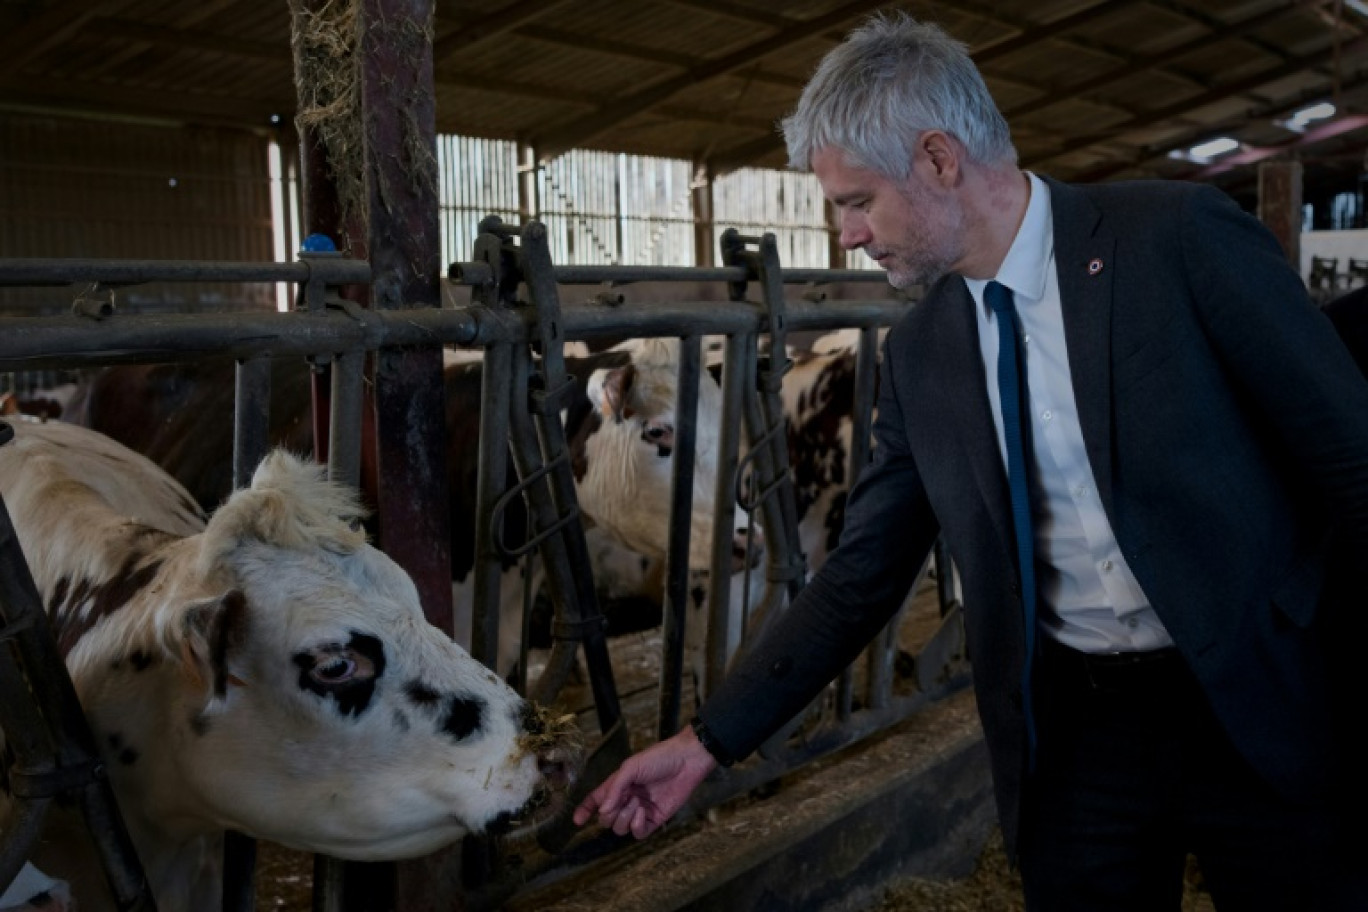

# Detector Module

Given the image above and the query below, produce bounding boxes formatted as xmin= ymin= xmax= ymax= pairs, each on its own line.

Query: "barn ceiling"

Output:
xmin=3 ymin=0 xmax=1367 ymax=207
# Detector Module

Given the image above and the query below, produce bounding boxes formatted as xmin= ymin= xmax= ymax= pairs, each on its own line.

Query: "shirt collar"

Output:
xmin=964 ymin=172 xmax=1053 ymax=313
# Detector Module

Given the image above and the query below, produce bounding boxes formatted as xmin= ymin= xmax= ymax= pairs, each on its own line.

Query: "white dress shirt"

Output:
xmin=963 ymin=173 xmax=1174 ymax=654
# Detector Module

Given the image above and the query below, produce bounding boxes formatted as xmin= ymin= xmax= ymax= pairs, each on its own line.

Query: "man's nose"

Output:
xmin=838 ymin=212 xmax=869 ymax=250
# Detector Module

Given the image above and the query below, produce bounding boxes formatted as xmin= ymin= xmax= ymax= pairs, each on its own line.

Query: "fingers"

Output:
xmin=630 ymin=803 xmax=655 ymax=839
xmin=573 ymin=768 xmax=624 ymax=826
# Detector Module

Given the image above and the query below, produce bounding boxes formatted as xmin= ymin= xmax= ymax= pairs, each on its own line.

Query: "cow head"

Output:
xmin=120 ymin=450 xmax=570 ymax=860
xmin=579 ymin=338 xmax=760 ymax=572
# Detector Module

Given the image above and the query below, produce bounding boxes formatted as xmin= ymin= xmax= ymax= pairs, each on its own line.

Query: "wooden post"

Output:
xmin=291 ymin=0 xmax=455 ymax=908
xmin=1257 ymin=160 xmax=1303 ymax=267
xmin=693 ymin=159 xmax=714 ymax=267
xmin=519 ymin=140 xmax=539 ymax=224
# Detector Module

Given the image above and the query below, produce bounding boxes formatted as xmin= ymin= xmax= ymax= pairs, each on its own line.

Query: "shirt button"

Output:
xmin=1102 ymin=559 xmax=1114 ymax=573
xmin=1042 ymin=410 xmax=1052 ymax=421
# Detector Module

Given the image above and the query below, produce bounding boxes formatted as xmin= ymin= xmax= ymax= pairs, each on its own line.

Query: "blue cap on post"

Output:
xmin=300 ymin=233 xmax=338 ymax=253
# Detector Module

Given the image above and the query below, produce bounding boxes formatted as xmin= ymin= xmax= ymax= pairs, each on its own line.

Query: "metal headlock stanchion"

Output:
xmin=714 ymin=231 xmax=828 ymax=762
xmin=454 ymin=218 xmax=629 ymax=870
xmin=0 ymin=420 xmax=157 ymax=911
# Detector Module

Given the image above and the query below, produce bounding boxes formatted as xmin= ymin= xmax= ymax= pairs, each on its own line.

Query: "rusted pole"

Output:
xmin=355 ymin=0 xmax=454 ymax=636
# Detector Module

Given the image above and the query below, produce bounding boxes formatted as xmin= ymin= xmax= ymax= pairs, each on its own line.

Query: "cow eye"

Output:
xmin=642 ymin=423 xmax=672 ymax=443
xmin=312 ymin=656 xmax=357 ymax=684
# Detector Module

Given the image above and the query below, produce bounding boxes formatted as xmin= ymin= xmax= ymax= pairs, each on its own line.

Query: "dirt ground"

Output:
xmin=873 ymin=828 xmax=1216 ymax=912
xmin=253 ymin=828 xmax=1216 ymax=911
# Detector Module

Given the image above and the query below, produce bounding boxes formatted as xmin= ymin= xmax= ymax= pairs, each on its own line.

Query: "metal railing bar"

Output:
xmin=449 ymin=261 xmax=890 ymax=287
xmin=0 ymin=257 xmax=370 ymax=288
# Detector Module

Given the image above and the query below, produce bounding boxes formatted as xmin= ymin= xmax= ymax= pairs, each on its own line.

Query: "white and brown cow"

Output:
xmin=0 ymin=419 xmax=567 ymax=912
xmin=577 ymin=334 xmax=865 ymax=699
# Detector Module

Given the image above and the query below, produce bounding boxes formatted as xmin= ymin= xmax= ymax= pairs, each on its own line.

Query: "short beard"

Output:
xmin=887 ymin=184 xmax=963 ymax=288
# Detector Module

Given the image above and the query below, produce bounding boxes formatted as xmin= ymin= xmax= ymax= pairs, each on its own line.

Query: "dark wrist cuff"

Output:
xmin=690 ymin=715 xmax=736 ymax=767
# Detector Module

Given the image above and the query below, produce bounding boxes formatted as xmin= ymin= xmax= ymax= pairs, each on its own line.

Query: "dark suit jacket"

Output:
xmin=698 ymin=176 xmax=1368 ymax=857
xmin=1324 ymin=284 xmax=1368 ymax=377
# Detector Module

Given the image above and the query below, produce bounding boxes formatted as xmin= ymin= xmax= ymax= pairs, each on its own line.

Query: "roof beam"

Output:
xmin=511 ymin=23 xmax=807 ymax=89
xmin=96 ymin=18 xmax=290 ymax=62
xmin=1068 ymin=67 xmax=1368 ymax=182
xmin=0 ymin=0 xmax=139 ymax=78
xmin=0 ymin=73 xmax=293 ymax=129
xmin=1188 ymin=112 xmax=1368 ymax=179
xmin=970 ymin=0 xmax=1147 ymax=64
xmin=1004 ymin=2 xmax=1301 ymax=123
xmin=704 ymin=0 xmax=1152 ymax=174
xmin=532 ymin=0 xmax=891 ymax=163
xmin=1021 ymin=33 xmax=1368 ymax=170
xmin=431 ymin=0 xmax=573 ymax=66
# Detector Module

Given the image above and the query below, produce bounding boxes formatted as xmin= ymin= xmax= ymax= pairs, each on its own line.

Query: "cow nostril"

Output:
xmin=486 ymin=809 xmax=518 ymax=835
xmin=538 ymin=755 xmax=573 ymax=792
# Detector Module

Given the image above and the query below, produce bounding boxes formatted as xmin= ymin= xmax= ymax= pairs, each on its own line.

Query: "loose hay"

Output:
xmin=874 ymin=828 xmax=1024 ymax=912
xmin=519 ymin=701 xmax=585 ymax=756
xmin=875 ymin=829 xmax=1216 ymax=912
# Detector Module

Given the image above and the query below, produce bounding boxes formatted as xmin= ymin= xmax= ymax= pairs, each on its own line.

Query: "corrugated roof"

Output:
xmin=2 ymin=0 xmax=1365 ymax=206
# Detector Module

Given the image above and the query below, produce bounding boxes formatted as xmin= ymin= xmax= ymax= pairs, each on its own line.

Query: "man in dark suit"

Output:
xmin=575 ymin=12 xmax=1368 ymax=910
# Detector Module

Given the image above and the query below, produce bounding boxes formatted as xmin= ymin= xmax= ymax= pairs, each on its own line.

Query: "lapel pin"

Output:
xmin=1087 ymin=258 xmax=1104 ymax=275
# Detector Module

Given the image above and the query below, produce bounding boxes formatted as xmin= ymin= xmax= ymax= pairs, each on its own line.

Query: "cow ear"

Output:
xmin=600 ymin=363 xmax=637 ymax=421
xmin=179 ymin=589 xmax=250 ymax=705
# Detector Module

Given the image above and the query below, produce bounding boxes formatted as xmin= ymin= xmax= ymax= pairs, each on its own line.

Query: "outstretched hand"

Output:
xmin=572 ymin=724 xmax=718 ymax=839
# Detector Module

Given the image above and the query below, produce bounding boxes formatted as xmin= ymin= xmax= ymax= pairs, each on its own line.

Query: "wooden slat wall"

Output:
xmin=0 ymin=113 xmax=277 ymax=314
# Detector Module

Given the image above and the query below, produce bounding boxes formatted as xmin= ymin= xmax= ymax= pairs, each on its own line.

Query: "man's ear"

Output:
xmin=919 ymin=130 xmax=960 ymax=186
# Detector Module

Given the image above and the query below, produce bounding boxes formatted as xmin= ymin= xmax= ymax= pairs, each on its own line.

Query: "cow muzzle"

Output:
xmin=731 ymin=524 xmax=765 ymax=573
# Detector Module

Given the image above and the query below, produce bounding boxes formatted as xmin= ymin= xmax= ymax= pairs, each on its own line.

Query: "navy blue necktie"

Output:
xmin=985 ymin=280 xmax=1038 ymax=763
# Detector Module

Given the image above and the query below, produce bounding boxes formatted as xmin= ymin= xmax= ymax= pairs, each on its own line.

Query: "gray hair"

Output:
xmin=781 ymin=12 xmax=1017 ymax=179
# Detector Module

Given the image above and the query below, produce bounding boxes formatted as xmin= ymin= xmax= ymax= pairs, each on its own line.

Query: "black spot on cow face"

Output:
xmin=441 ymin=696 xmax=485 ymax=743
xmin=639 ymin=420 xmax=673 ymax=458
xmin=293 ymin=631 xmax=386 ymax=718
xmin=405 ymin=681 xmax=441 ymax=707
xmin=107 ymin=732 xmax=139 ymax=766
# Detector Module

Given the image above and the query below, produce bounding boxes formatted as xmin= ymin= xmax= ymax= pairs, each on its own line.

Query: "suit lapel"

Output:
xmin=918 ymin=277 xmax=1018 ymax=566
xmin=1045 ymin=178 xmax=1118 ymax=524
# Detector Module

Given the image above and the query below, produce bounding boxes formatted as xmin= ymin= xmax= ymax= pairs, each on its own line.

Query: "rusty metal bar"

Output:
xmin=0 ymin=257 xmax=369 ymax=288
xmin=0 ymin=297 xmax=906 ymax=372
xmin=702 ymin=333 xmax=752 ymax=703
xmin=223 ymin=354 xmax=274 ymax=912
xmin=450 ymin=260 xmax=889 ymax=287
xmin=657 ymin=333 xmax=703 ymax=739
xmin=327 ymin=350 xmax=366 ymax=491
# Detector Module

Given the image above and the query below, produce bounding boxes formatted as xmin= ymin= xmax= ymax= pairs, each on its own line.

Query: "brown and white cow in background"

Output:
xmin=574 ymin=333 xmax=871 ymax=700
xmin=0 ymin=419 xmax=569 ymax=912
